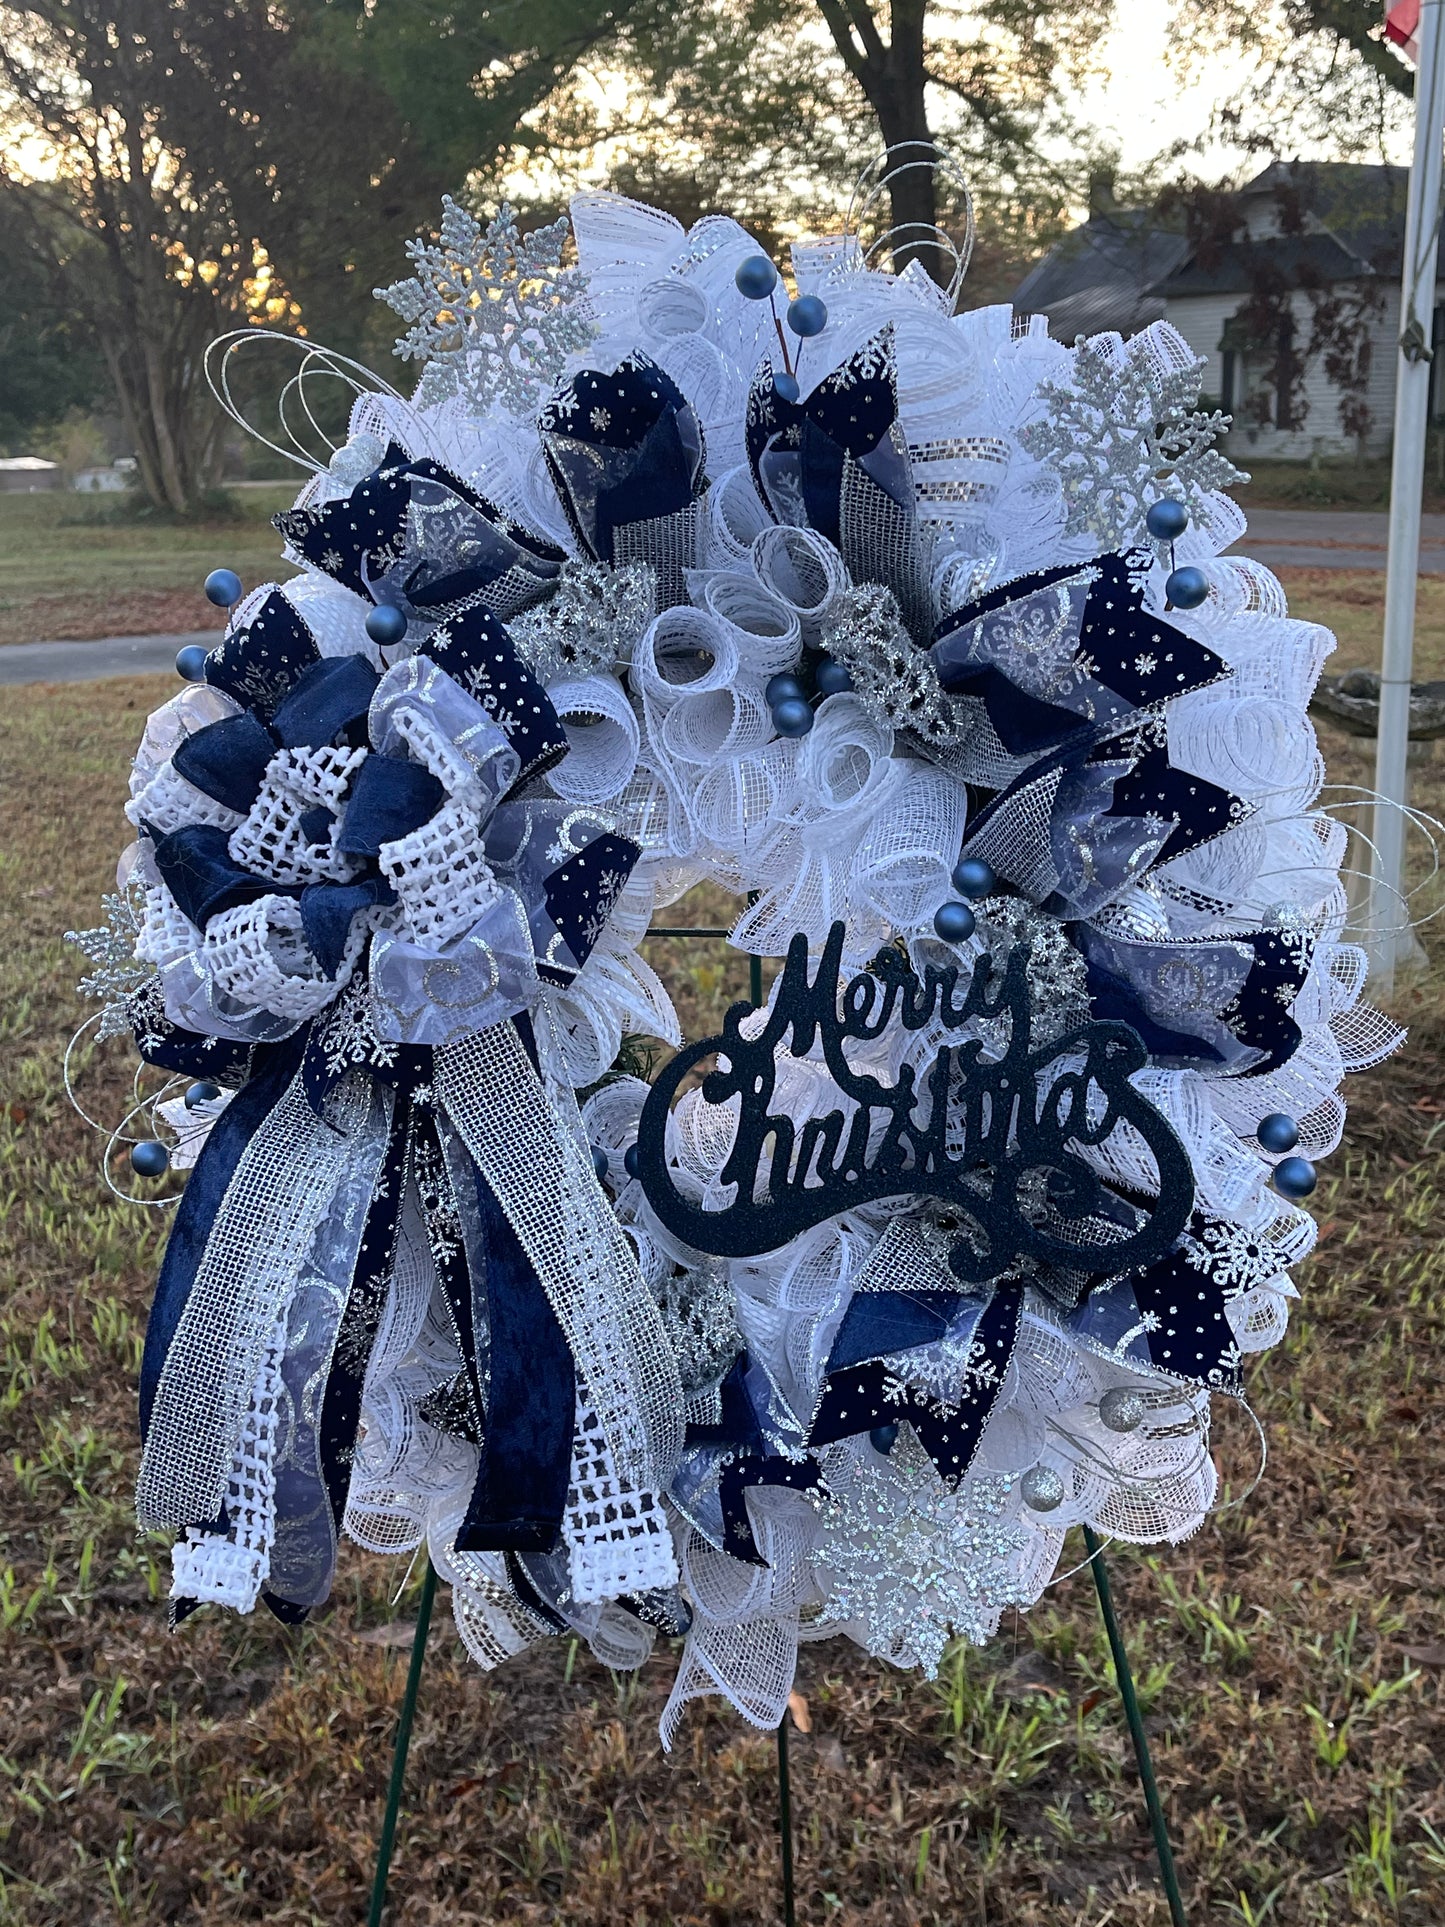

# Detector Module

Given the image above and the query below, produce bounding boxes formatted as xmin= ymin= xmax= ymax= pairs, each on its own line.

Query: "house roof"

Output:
xmin=1010 ymin=212 xmax=1190 ymax=341
xmin=1010 ymin=162 xmax=1413 ymax=339
xmin=1156 ymin=230 xmax=1375 ymax=297
xmin=1156 ymin=163 xmax=1410 ymax=295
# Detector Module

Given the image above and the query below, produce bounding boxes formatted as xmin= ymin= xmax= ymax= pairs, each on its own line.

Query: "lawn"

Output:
xmin=0 ymin=653 xmax=1443 ymax=1921
xmin=1239 ymin=456 xmax=1445 ymax=514
xmin=0 ymin=489 xmax=297 ymax=648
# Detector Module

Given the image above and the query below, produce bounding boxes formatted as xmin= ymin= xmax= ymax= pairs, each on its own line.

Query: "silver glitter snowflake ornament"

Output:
xmin=811 ymin=1433 xmax=1030 ymax=1676
xmin=1019 ymin=332 xmax=1247 ymax=552
xmin=376 ymin=197 xmax=598 ymax=418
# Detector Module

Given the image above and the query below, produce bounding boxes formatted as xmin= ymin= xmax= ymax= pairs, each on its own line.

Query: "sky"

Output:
xmin=1074 ymin=0 xmax=1413 ymax=174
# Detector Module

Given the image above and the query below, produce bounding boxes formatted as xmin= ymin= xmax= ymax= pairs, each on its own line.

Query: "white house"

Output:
xmin=1010 ymin=163 xmax=1443 ymax=462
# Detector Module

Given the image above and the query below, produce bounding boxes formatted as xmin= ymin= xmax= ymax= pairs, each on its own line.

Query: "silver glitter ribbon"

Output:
xmin=136 ymin=1068 xmax=390 ymax=1531
xmin=434 ymin=1021 xmax=684 ymax=1497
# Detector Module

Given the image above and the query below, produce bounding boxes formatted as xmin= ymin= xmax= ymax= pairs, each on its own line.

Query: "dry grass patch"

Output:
xmin=0 ymin=680 xmax=1442 ymax=1925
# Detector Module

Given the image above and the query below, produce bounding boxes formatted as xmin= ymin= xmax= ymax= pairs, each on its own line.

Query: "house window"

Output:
xmin=1219 ymin=311 xmax=1297 ymax=431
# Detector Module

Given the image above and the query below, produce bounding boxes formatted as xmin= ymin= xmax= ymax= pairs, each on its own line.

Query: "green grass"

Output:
xmin=0 ymin=487 xmax=297 ymax=647
xmin=0 ymin=675 xmax=1443 ymax=1924
xmin=1242 ymin=452 xmax=1445 ymax=514
xmin=0 ymin=488 xmax=297 ymax=598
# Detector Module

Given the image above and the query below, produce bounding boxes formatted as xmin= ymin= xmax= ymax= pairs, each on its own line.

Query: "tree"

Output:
xmin=513 ymin=0 xmax=1114 ymax=291
xmin=1175 ymin=0 xmax=1412 ymax=155
xmin=0 ymin=0 xmax=419 ymax=508
xmin=0 ymin=184 xmax=109 ymax=451
xmin=0 ymin=0 xmax=645 ymax=511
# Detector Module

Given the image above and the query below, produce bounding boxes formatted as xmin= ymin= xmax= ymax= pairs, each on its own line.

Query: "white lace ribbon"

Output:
xmin=137 ymin=1067 xmax=388 ymax=1531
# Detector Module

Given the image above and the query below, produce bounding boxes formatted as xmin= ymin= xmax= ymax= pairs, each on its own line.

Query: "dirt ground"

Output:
xmin=0 ymin=675 xmax=1442 ymax=1926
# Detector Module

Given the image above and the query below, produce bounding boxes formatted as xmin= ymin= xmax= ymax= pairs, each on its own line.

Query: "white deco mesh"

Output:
xmin=546 ymin=674 xmax=641 ymax=804
xmin=98 ymin=188 xmax=1400 ymax=1750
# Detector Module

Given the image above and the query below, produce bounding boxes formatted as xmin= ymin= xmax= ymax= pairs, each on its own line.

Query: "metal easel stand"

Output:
xmin=363 ymin=931 xmax=1187 ymax=1927
xmin=1083 ymin=1527 xmax=1188 ymax=1927
xmin=362 ymin=1564 xmax=799 ymax=1927
xmin=368 ymin=1560 xmax=438 ymax=1927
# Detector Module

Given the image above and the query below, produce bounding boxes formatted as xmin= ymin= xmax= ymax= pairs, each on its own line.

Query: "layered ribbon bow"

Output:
xmin=129 ymin=563 xmax=682 ymax=1621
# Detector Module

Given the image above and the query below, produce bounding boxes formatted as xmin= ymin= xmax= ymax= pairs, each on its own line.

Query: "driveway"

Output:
xmin=1 ymin=632 xmax=212 ymax=686
xmin=3 ymin=509 xmax=1441 ymax=687
xmin=1231 ymin=507 xmax=1445 ymax=572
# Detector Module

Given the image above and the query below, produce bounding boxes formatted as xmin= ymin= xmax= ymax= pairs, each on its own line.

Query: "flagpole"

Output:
xmin=1371 ymin=0 xmax=1445 ymax=991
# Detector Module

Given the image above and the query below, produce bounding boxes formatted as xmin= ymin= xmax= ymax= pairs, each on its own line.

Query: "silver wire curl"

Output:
xmin=843 ymin=143 xmax=975 ymax=306
xmin=64 ymin=1011 xmax=186 ymax=1209
xmin=204 ymin=330 xmax=410 ymax=475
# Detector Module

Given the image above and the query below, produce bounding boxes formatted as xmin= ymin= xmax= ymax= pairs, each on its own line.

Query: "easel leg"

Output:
xmin=1082 ymin=1527 xmax=1188 ymax=1927
xmin=368 ymin=1559 xmax=439 ymax=1927
xmin=777 ymin=1716 xmax=797 ymax=1927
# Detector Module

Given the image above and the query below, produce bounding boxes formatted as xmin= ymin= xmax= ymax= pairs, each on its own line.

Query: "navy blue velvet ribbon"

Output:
xmin=299 ymin=876 xmax=396 ymax=979
xmin=540 ymin=355 xmax=705 ymax=565
xmin=456 ymin=1163 xmax=577 ymax=1554
xmin=203 ymin=590 xmax=321 ymax=721
xmin=808 ymin=1284 xmax=1022 ymax=1486
xmin=336 ymin=753 xmax=445 ymax=855
xmin=128 ymin=982 xmax=253 ymax=1084
xmin=1068 ymin=1237 xmax=1240 ymax=1391
xmin=419 ymin=603 xmax=570 ymax=789
xmin=172 ymin=712 xmax=277 ymax=815
xmin=932 ymin=554 xmax=1229 ymax=753
xmin=593 ymin=405 xmax=697 ymax=559
xmin=539 ymin=830 xmax=644 ymax=982
xmin=683 ymin=1351 xmax=764 ymax=1452
xmin=271 ymin=655 xmax=379 ymax=751
xmin=745 ymin=333 xmax=902 ymax=547
xmin=153 ymin=824 xmax=300 ymax=930
xmin=274 ymin=448 xmax=564 ymax=612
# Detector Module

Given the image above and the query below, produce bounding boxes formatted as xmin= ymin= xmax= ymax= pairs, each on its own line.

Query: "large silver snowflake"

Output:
xmin=811 ymin=1434 xmax=1029 ymax=1676
xmin=375 ymin=197 xmax=597 ymax=418
xmin=66 ymin=880 xmax=154 ymax=1040
xmin=1020 ymin=333 xmax=1247 ymax=551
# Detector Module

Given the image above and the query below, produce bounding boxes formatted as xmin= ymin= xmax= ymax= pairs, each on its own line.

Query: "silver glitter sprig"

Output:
xmin=657 ymin=1258 xmax=742 ymax=1396
xmin=820 ymin=583 xmax=967 ymax=747
xmin=1019 ymin=333 xmax=1247 ymax=551
xmin=65 ymin=880 xmax=154 ymax=1041
xmin=375 ymin=198 xmax=598 ymax=418
xmin=509 ymin=559 xmax=657 ymax=680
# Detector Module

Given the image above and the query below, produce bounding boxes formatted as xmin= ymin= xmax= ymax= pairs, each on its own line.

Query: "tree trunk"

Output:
xmin=871 ymin=0 xmax=945 ymax=286
xmin=812 ymin=0 xmax=949 ymax=289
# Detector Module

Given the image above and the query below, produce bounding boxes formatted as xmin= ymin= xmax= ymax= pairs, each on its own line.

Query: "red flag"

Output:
xmin=1386 ymin=0 xmax=1420 ymax=61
